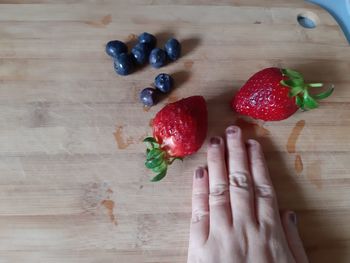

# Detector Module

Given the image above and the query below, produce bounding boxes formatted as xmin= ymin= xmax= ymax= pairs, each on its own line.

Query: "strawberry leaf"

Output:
xmin=282 ymin=79 xmax=304 ymax=88
xmin=143 ymin=137 xmax=157 ymax=143
xmin=289 ymin=86 xmax=303 ymax=97
xmin=145 ymin=158 xmax=165 ymax=169
xmin=296 ymin=96 xmax=304 ymax=109
xmin=303 ymin=92 xmax=319 ymax=109
xmin=313 ymin=86 xmax=334 ymax=100
xmin=151 ymin=169 xmax=167 ymax=182
xmin=152 ymin=162 xmax=167 ymax=174
xmin=281 ymin=68 xmax=304 ymax=81
xmin=147 ymin=148 xmax=163 ymax=160
xmin=308 ymin=83 xmax=324 ymax=88
xmin=143 ymin=137 xmax=159 ymax=149
xmin=168 ymin=157 xmax=183 ymax=165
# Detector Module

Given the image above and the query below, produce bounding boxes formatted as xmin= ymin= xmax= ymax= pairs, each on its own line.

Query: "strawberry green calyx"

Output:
xmin=280 ymin=68 xmax=334 ymax=110
xmin=143 ymin=137 xmax=182 ymax=182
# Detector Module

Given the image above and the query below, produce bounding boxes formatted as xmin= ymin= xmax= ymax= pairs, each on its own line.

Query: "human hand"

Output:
xmin=187 ymin=126 xmax=308 ymax=263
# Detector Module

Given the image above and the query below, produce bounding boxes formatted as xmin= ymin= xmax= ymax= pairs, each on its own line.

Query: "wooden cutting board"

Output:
xmin=0 ymin=1 xmax=349 ymax=262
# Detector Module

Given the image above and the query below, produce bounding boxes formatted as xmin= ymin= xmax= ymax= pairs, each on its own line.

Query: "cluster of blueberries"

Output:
xmin=105 ymin=32 xmax=181 ymax=75
xmin=106 ymin=32 xmax=181 ymax=107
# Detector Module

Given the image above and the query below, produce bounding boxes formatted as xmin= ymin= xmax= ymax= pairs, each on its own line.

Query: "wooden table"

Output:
xmin=0 ymin=1 xmax=349 ymax=262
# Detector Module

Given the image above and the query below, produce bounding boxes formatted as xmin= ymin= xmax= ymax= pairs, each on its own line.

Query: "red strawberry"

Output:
xmin=231 ymin=67 xmax=334 ymax=121
xmin=144 ymin=96 xmax=208 ymax=181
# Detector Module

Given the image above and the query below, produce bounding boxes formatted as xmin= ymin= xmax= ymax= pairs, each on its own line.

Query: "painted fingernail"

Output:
xmin=210 ymin=137 xmax=221 ymax=146
xmin=247 ymin=139 xmax=257 ymax=147
xmin=195 ymin=168 xmax=204 ymax=179
xmin=226 ymin=126 xmax=238 ymax=135
xmin=289 ymin=211 xmax=297 ymax=225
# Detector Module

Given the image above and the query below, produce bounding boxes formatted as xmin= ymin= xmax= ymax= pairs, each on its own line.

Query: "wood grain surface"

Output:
xmin=0 ymin=1 xmax=349 ymax=262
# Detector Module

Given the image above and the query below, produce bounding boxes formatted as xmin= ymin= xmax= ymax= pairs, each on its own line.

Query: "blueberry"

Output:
xmin=138 ymin=32 xmax=157 ymax=49
xmin=114 ymin=53 xmax=133 ymax=76
xmin=131 ymin=42 xmax=151 ymax=65
xmin=155 ymin=73 xmax=173 ymax=93
xmin=140 ymin=88 xmax=157 ymax=107
xmin=149 ymin=48 xmax=166 ymax=68
xmin=105 ymin=40 xmax=128 ymax=58
xmin=164 ymin=38 xmax=181 ymax=61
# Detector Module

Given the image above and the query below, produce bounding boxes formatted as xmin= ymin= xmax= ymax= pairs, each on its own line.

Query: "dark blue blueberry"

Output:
xmin=114 ymin=53 xmax=133 ymax=76
xmin=105 ymin=40 xmax=128 ymax=58
xmin=149 ymin=48 xmax=166 ymax=68
xmin=154 ymin=73 xmax=173 ymax=93
xmin=131 ymin=42 xmax=151 ymax=65
xmin=138 ymin=32 xmax=157 ymax=49
xmin=140 ymin=87 xmax=157 ymax=107
xmin=164 ymin=38 xmax=181 ymax=61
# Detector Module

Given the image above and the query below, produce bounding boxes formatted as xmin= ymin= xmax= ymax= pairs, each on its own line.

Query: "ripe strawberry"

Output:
xmin=144 ymin=96 xmax=208 ymax=182
xmin=231 ymin=67 xmax=334 ymax=121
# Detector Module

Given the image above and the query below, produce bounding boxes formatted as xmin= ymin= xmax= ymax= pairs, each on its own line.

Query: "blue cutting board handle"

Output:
xmin=306 ymin=0 xmax=350 ymax=44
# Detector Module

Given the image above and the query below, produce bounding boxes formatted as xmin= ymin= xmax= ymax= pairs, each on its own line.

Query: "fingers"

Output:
xmin=246 ymin=139 xmax=280 ymax=226
xmin=190 ymin=167 xmax=209 ymax=246
xmin=281 ymin=211 xmax=309 ymax=263
xmin=226 ymin=126 xmax=256 ymax=226
xmin=207 ymin=136 xmax=232 ymax=230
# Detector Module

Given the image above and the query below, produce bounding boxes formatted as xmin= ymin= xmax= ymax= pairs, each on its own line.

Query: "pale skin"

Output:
xmin=187 ymin=126 xmax=308 ymax=263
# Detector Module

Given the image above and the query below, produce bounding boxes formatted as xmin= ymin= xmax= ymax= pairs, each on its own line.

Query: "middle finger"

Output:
xmin=207 ymin=136 xmax=232 ymax=231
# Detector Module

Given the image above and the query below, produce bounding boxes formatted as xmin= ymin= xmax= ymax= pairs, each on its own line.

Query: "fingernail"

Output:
xmin=247 ymin=139 xmax=257 ymax=147
xmin=289 ymin=211 xmax=297 ymax=225
xmin=226 ymin=126 xmax=238 ymax=136
xmin=195 ymin=168 xmax=204 ymax=179
xmin=210 ymin=137 xmax=221 ymax=146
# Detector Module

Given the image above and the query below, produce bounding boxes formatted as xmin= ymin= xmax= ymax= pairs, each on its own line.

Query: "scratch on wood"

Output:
xmin=287 ymin=120 xmax=305 ymax=153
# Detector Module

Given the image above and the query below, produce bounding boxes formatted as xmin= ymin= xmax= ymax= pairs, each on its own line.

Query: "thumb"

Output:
xmin=281 ymin=211 xmax=309 ymax=263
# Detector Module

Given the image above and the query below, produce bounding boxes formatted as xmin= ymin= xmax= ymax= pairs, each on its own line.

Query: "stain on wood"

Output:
xmin=307 ymin=161 xmax=323 ymax=189
xmin=184 ymin=60 xmax=194 ymax=70
xmin=236 ymin=118 xmax=270 ymax=137
xmin=85 ymin=14 xmax=112 ymax=27
xmin=167 ymin=95 xmax=179 ymax=103
xmin=295 ymin=154 xmax=303 ymax=174
xmin=113 ymin=126 xmax=133 ymax=149
xmin=287 ymin=120 xmax=305 ymax=153
xmin=101 ymin=14 xmax=112 ymax=25
xmin=101 ymin=199 xmax=117 ymax=225
xmin=143 ymin=106 xmax=151 ymax=112
xmin=127 ymin=33 xmax=137 ymax=42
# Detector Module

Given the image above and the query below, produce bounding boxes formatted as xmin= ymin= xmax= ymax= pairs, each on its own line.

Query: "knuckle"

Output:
xmin=191 ymin=209 xmax=209 ymax=223
xmin=229 ymin=171 xmax=250 ymax=189
xmin=209 ymin=184 xmax=229 ymax=205
xmin=210 ymin=184 xmax=229 ymax=196
xmin=255 ymin=184 xmax=275 ymax=199
xmin=193 ymin=191 xmax=208 ymax=198
xmin=209 ymin=194 xmax=229 ymax=205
